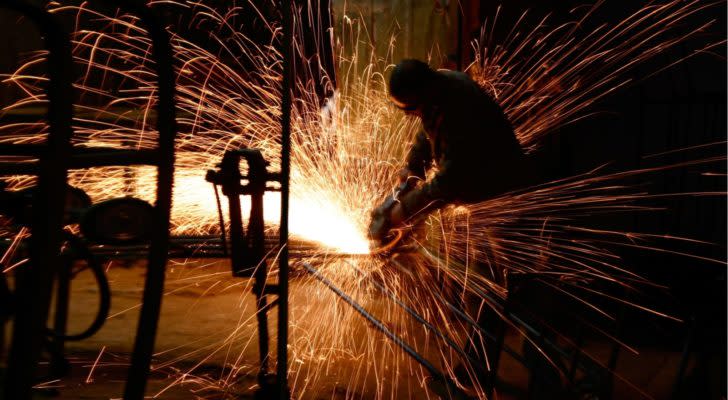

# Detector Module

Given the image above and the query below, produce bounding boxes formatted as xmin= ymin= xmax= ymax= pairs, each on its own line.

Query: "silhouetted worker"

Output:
xmin=368 ymin=59 xmax=529 ymax=242
xmin=368 ymin=59 xmax=557 ymax=397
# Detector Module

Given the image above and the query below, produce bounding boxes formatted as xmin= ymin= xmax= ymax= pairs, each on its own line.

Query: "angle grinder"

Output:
xmin=368 ymin=177 xmax=417 ymax=254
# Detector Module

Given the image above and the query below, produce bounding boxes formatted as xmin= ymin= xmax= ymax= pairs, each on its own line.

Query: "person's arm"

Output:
xmin=396 ymin=115 xmax=471 ymax=222
xmin=396 ymin=157 xmax=460 ymax=221
xmin=403 ymin=130 xmax=433 ymax=180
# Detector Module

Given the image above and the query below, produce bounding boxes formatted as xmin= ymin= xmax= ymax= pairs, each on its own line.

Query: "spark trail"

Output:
xmin=0 ymin=1 xmax=725 ymax=399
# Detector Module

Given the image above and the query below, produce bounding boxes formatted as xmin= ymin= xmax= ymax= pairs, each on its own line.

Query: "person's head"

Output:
xmin=388 ymin=59 xmax=439 ymax=116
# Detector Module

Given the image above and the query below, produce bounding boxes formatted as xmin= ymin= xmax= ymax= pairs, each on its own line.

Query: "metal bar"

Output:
xmin=438 ymin=293 xmax=527 ymax=365
xmin=342 ymin=259 xmax=483 ymax=370
xmin=49 ymin=258 xmax=72 ymax=377
xmin=212 ymin=183 xmax=228 ymax=256
xmin=0 ymin=162 xmax=39 ymax=175
xmin=0 ymin=144 xmax=45 ymax=155
xmin=0 ymin=151 xmax=157 ymax=176
xmin=226 ymin=175 xmax=248 ymax=276
xmin=302 ymin=262 xmax=467 ymax=399
xmin=254 ymin=286 xmax=271 ymax=380
xmin=68 ymin=149 xmax=158 ymax=168
xmin=123 ymin=0 xmax=177 ymax=398
xmin=1 ymin=2 xmax=74 ymax=398
xmin=276 ymin=0 xmax=293 ymax=398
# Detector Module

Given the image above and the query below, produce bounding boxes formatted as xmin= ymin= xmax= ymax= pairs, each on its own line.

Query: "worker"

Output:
xmin=368 ymin=59 xmax=560 ymax=397
xmin=368 ymin=59 xmax=529 ymax=243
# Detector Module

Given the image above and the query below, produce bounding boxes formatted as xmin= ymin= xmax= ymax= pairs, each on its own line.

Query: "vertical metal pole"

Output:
xmin=226 ymin=175 xmax=247 ymax=275
xmin=250 ymin=179 xmax=271 ymax=380
xmin=277 ymin=0 xmax=293 ymax=398
xmin=123 ymin=2 xmax=177 ymax=398
xmin=2 ymin=3 xmax=73 ymax=399
xmin=50 ymin=259 xmax=72 ymax=377
xmin=254 ymin=288 xmax=271 ymax=380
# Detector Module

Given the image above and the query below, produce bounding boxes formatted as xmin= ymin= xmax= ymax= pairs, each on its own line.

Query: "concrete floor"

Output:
xmin=2 ymin=258 xmax=691 ymax=399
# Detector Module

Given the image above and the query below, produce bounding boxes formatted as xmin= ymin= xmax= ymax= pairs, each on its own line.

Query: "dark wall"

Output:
xmin=475 ymin=1 xmax=726 ymax=397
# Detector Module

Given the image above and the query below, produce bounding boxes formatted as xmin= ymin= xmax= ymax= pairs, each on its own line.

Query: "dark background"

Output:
xmin=474 ymin=2 xmax=727 ymax=398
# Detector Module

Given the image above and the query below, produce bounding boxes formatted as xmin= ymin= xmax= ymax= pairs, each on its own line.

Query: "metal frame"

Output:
xmin=0 ymin=2 xmax=74 ymax=398
xmin=107 ymin=2 xmax=178 ymax=399
xmin=202 ymin=2 xmax=293 ymax=397
xmin=0 ymin=1 xmax=176 ymax=398
xmin=276 ymin=2 xmax=293 ymax=398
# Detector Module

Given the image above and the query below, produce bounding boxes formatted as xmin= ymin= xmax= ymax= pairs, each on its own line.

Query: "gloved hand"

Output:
xmin=369 ymin=199 xmax=406 ymax=243
xmin=368 ymin=170 xmax=417 ymax=243
xmin=368 ymin=202 xmax=392 ymax=242
xmin=397 ymin=168 xmax=412 ymax=184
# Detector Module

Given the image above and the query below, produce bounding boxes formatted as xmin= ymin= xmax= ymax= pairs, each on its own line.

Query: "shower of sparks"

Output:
xmin=473 ymin=0 xmax=726 ymax=152
xmin=0 ymin=1 xmax=725 ymax=399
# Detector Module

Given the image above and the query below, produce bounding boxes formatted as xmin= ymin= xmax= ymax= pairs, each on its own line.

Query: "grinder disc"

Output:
xmin=369 ymin=228 xmax=405 ymax=256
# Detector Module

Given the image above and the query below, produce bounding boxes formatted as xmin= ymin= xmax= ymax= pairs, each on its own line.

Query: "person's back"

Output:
xmin=423 ymin=70 xmax=527 ymax=203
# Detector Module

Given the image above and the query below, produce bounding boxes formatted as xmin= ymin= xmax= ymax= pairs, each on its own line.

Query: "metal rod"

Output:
xmin=254 ymin=286 xmax=271 ymax=380
xmin=1 ymin=2 xmax=74 ymax=398
xmin=302 ymin=262 xmax=467 ymax=399
xmin=415 ymin=248 xmax=573 ymax=361
xmin=342 ymin=259 xmax=482 ymax=370
xmin=276 ymin=0 xmax=293 ymax=398
xmin=212 ymin=183 xmax=228 ymax=256
xmin=123 ymin=1 xmax=177 ymax=398
xmin=50 ymin=258 xmax=72 ymax=377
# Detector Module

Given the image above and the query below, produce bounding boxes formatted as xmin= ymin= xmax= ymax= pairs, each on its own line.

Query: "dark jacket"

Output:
xmin=399 ymin=70 xmax=529 ymax=217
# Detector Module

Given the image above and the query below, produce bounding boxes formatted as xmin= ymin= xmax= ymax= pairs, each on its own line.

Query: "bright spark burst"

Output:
xmin=0 ymin=1 xmax=725 ymax=399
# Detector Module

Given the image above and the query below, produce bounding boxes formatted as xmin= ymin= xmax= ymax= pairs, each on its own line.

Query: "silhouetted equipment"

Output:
xmin=2 ymin=3 xmax=294 ymax=395
xmin=0 ymin=1 xmax=74 ymax=398
xmin=205 ymin=147 xmax=291 ymax=397
xmin=203 ymin=1 xmax=295 ymax=396
xmin=0 ymin=1 xmax=176 ymax=399
xmin=205 ymin=149 xmax=281 ymax=277
xmin=0 ymin=184 xmax=91 ymax=225
xmin=0 ymin=167 xmax=115 ymax=386
xmin=80 ymin=197 xmax=156 ymax=245
xmin=205 ymin=148 xmax=278 ymax=395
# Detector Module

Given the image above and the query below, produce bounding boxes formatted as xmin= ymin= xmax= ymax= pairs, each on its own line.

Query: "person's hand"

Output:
xmin=397 ymin=168 xmax=412 ymax=184
xmin=368 ymin=203 xmax=392 ymax=241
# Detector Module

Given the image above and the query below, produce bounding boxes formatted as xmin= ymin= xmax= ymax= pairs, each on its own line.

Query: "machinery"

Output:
xmin=205 ymin=148 xmax=289 ymax=397
xmin=205 ymin=149 xmax=281 ymax=277
xmin=368 ymin=176 xmax=417 ymax=244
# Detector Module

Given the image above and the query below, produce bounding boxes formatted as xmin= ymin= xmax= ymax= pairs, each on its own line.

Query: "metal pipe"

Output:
xmin=302 ymin=262 xmax=467 ymax=399
xmin=121 ymin=1 xmax=177 ymax=398
xmin=276 ymin=1 xmax=293 ymax=398
xmin=342 ymin=259 xmax=482 ymax=370
xmin=49 ymin=258 xmax=71 ymax=377
xmin=212 ymin=183 xmax=228 ymax=256
xmin=1 ymin=2 xmax=74 ymax=398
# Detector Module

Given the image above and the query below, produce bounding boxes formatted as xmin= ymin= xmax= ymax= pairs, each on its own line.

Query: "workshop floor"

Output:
xmin=2 ymin=259 xmax=689 ymax=399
